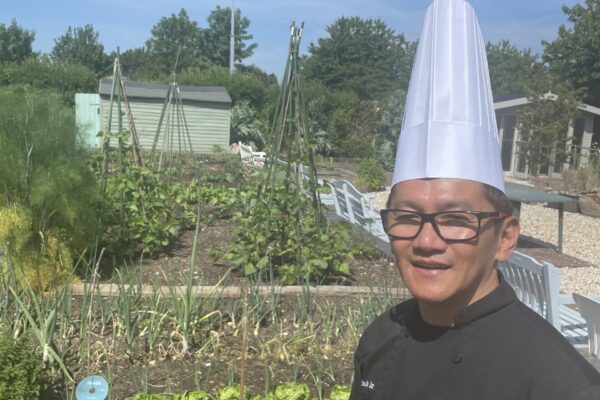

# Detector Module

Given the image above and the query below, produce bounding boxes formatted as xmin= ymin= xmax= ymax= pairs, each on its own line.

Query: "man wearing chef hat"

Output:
xmin=349 ymin=0 xmax=600 ymax=399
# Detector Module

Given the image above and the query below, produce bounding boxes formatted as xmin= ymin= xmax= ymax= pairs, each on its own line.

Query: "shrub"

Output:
xmin=0 ymin=329 xmax=43 ymax=400
xmin=0 ymin=59 xmax=96 ymax=103
xmin=0 ymin=87 xmax=100 ymax=288
xmin=355 ymin=159 xmax=386 ymax=192
xmin=339 ymin=137 xmax=375 ymax=159
xmin=179 ymin=66 xmax=277 ymax=113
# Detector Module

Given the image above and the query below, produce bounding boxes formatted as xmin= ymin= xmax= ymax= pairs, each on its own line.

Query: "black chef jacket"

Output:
xmin=350 ymin=274 xmax=600 ymax=400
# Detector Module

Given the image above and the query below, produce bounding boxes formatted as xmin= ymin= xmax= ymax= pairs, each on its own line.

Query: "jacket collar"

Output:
xmin=453 ymin=271 xmax=517 ymax=328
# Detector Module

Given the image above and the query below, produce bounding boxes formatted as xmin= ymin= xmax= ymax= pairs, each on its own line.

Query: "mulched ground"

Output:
xmin=123 ymin=217 xmax=404 ymax=290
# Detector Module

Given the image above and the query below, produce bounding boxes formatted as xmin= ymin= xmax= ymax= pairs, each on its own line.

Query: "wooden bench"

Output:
xmin=326 ymin=179 xmax=387 ymax=241
xmin=497 ymin=252 xmax=589 ymax=346
xmin=238 ymin=142 xmax=266 ymax=166
xmin=573 ymin=293 xmax=600 ymax=358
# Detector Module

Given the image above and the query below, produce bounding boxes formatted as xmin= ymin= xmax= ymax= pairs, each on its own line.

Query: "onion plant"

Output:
xmin=8 ymin=284 xmax=73 ymax=381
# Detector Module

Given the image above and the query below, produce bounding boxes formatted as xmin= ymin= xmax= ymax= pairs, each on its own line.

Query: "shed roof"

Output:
xmin=99 ymin=79 xmax=232 ymax=104
xmin=505 ymin=183 xmax=574 ymax=204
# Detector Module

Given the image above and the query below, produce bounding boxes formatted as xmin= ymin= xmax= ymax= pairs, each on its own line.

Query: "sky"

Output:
xmin=2 ymin=0 xmax=582 ymax=79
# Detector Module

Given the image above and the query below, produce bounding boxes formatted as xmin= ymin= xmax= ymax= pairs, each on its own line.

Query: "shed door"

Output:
xmin=75 ymin=93 xmax=101 ymax=148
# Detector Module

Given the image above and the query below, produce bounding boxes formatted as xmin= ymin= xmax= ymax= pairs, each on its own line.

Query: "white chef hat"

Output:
xmin=391 ymin=0 xmax=505 ymax=193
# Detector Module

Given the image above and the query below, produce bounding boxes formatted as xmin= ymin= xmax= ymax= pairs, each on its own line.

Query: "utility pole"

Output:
xmin=229 ymin=0 xmax=235 ymax=74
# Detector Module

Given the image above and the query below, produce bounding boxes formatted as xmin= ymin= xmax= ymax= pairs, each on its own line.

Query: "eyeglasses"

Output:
xmin=380 ymin=209 xmax=509 ymax=242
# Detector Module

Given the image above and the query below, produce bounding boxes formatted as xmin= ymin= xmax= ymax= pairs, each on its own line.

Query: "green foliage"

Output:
xmin=518 ymin=85 xmax=581 ymax=176
xmin=146 ymin=9 xmax=208 ymax=75
xmin=144 ymin=7 xmax=259 ymax=77
xmin=271 ymin=382 xmax=310 ymax=400
xmin=303 ymin=17 xmax=415 ymax=100
xmin=131 ymin=394 xmax=170 ymax=400
xmin=328 ymin=385 xmax=351 ymax=400
xmin=235 ymin=64 xmax=278 ymax=86
xmin=130 ymin=384 xmax=352 ymax=400
xmin=216 ymin=385 xmax=248 ymax=400
xmin=543 ymin=0 xmax=600 ymax=106
xmin=374 ymin=89 xmax=406 ymax=170
xmin=231 ymin=100 xmax=265 ymax=149
xmin=303 ymin=82 xmax=359 ymax=155
xmin=51 ymin=24 xmax=111 ymax=77
xmin=356 ymin=159 xmax=386 ymax=192
xmin=177 ymin=390 xmax=210 ymax=400
xmin=96 ymin=133 xmax=197 ymax=260
xmin=101 ymin=166 xmax=184 ymax=257
xmin=204 ymin=7 xmax=258 ymax=67
xmin=339 ymin=137 xmax=375 ymax=159
xmin=198 ymin=184 xmax=241 ymax=220
xmin=224 ymin=176 xmax=352 ymax=284
xmin=119 ymin=47 xmax=152 ymax=79
xmin=0 ymin=87 xmax=100 ymax=288
xmin=179 ymin=65 xmax=277 ymax=113
xmin=486 ymin=40 xmax=543 ymax=97
xmin=0 ymin=19 xmax=35 ymax=63
xmin=0 ymin=329 xmax=43 ymax=400
xmin=0 ymin=205 xmax=75 ymax=290
xmin=0 ymin=59 xmax=96 ymax=102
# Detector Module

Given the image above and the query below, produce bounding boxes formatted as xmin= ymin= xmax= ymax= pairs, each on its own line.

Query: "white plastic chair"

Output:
xmin=573 ymin=293 xmax=600 ymax=358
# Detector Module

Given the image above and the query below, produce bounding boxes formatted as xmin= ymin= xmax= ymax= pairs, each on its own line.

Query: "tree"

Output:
xmin=375 ymin=89 xmax=407 ymax=170
xmin=486 ymin=40 xmax=544 ymax=98
xmin=146 ymin=9 xmax=208 ymax=75
xmin=235 ymin=64 xmax=278 ymax=86
xmin=51 ymin=25 xmax=111 ymax=77
xmin=518 ymin=84 xmax=581 ymax=176
xmin=204 ymin=6 xmax=257 ymax=67
xmin=179 ymin=65 xmax=277 ymax=113
xmin=303 ymin=17 xmax=415 ymax=100
xmin=543 ymin=0 xmax=600 ymax=106
xmin=118 ymin=47 xmax=156 ymax=79
xmin=0 ymin=19 xmax=35 ymax=63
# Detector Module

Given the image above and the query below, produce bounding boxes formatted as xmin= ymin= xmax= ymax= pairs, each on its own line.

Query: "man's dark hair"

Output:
xmin=482 ymin=183 xmax=513 ymax=215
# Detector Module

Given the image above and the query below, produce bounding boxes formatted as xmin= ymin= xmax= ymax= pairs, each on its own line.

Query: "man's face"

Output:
xmin=388 ymin=178 xmax=516 ymax=307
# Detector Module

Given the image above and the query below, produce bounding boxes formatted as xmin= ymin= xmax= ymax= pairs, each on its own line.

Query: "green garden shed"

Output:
xmin=76 ymin=79 xmax=232 ymax=153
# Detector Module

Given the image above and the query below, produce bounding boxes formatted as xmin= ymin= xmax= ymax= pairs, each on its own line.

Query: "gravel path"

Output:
xmin=520 ymin=203 xmax=600 ymax=295
xmin=366 ymin=187 xmax=600 ymax=295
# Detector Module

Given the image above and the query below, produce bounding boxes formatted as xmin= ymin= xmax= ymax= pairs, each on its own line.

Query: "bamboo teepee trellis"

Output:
xmin=258 ymin=22 xmax=324 ymax=228
xmin=150 ymin=50 xmax=194 ymax=175
xmin=100 ymin=54 xmax=144 ymax=192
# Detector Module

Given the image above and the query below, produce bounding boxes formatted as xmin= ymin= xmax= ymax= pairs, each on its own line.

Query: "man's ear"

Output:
xmin=495 ymin=217 xmax=520 ymax=262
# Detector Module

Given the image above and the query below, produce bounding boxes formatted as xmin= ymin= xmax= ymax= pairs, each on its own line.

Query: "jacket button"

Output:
xmin=452 ymin=352 xmax=463 ymax=364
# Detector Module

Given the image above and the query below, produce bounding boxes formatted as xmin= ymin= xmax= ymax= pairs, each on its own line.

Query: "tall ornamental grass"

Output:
xmin=0 ymin=86 xmax=100 ymax=290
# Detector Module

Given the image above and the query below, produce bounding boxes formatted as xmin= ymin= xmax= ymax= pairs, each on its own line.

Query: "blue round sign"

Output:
xmin=76 ymin=375 xmax=109 ymax=400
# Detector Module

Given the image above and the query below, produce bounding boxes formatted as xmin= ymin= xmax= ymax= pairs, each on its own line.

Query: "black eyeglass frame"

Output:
xmin=380 ymin=209 xmax=509 ymax=242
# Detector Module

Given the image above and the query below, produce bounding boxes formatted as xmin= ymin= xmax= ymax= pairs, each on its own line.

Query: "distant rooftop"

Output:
xmin=99 ymin=79 xmax=232 ymax=104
